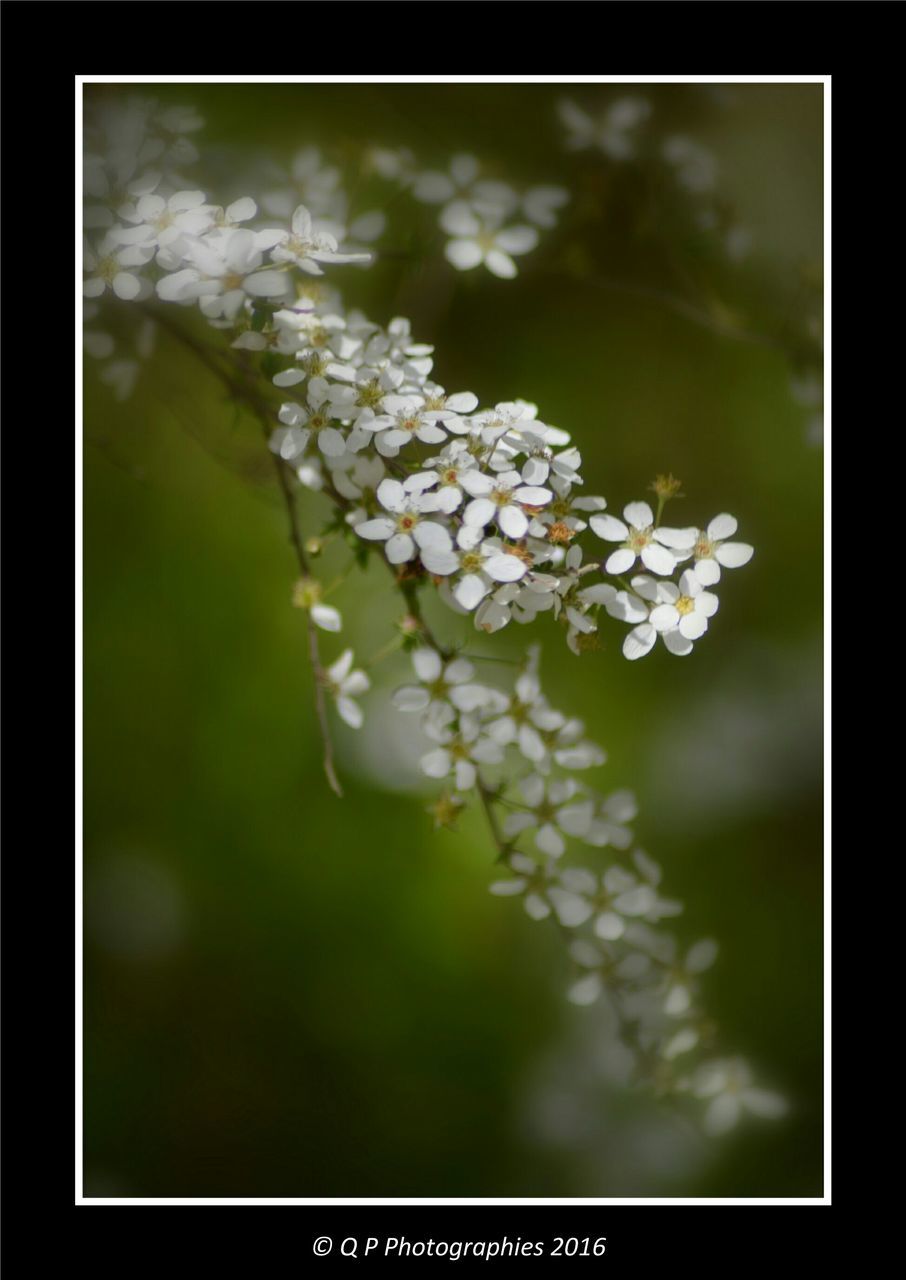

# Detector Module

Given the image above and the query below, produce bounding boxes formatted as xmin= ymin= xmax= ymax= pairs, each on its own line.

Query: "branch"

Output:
xmin=145 ymin=306 xmax=343 ymax=797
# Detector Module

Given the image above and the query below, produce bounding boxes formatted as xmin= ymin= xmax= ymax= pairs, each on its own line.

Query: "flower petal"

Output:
xmin=708 ymin=513 xmax=738 ymax=541
xmin=715 ymin=541 xmax=754 ymax=569
xmin=623 ymin=623 xmax=657 ymax=660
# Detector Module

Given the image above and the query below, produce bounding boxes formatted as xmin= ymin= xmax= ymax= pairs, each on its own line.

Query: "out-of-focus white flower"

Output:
xmin=440 ymin=201 xmax=539 ymax=279
xmin=84 ymin=234 xmax=152 ymax=300
xmin=157 ymin=227 xmax=288 ymax=317
xmin=292 ymin=578 xmax=342 ymax=632
xmin=419 ymin=707 xmax=505 ymax=792
xmin=265 ymin=204 xmax=371 ymax=275
xmin=662 ymin=938 xmax=719 ymax=1016
xmin=325 ymin=649 xmax=370 ymax=728
xmin=523 ymin=185 xmax=570 ymax=228
xmin=489 ymin=852 xmax=553 ymax=921
xmin=691 ymin=1059 xmax=787 ymax=1136
xmin=412 ymin=153 xmax=481 ymax=204
xmin=485 ymin=665 xmax=566 ymax=764
xmin=558 ymin=96 xmax=651 ymax=159
xmin=662 ymin=135 xmax=718 ymax=193
xmin=503 ymin=774 xmax=594 ymax=858
xmin=393 ymin=650 xmax=505 ymax=717
xmin=116 ymin=189 xmax=213 ymax=251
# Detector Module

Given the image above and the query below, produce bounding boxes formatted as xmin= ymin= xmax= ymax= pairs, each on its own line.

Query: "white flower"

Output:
xmin=689 ymin=514 xmax=754 ymax=585
xmin=620 ymin=572 xmax=719 ymax=660
xmin=210 ymin=197 xmax=259 ymax=229
xmin=462 ymin=469 xmax=553 ymax=540
xmin=83 ymin=234 xmax=151 ymax=300
xmin=325 ymin=649 xmax=370 ymax=728
xmin=412 ymin=153 xmax=481 ymax=204
xmin=393 ymin=650 xmax=504 ymax=716
xmin=271 ymin=312 xmax=363 ymax=376
xmin=440 ymin=202 xmax=539 ymax=279
xmin=330 ymin=453 xmax=386 ymax=503
xmin=354 ymin=478 xmax=452 ymax=566
xmin=578 ymin=855 xmax=680 ymax=942
xmin=473 ymin=582 xmax=521 ymax=634
xmin=648 ymin=571 xmax=719 ymax=645
xmin=116 ymin=189 xmax=214 ymax=251
xmin=367 ymin=146 xmax=416 ymax=183
xmin=424 ymin=539 xmax=530 ymax=609
xmin=403 ymin=445 xmax=491 ymax=515
xmin=322 ymin=363 xmax=406 ymax=429
xmin=662 ymin=938 xmax=719 ymax=1016
xmin=488 ymin=852 xmax=553 ymax=921
xmin=586 ymin=790 xmax=636 ymax=848
xmin=662 ymin=136 xmax=718 ymax=193
xmin=502 ymin=774 xmax=594 ymax=858
xmin=271 ymin=378 xmax=347 ymax=460
xmin=558 ymin=96 xmax=651 ymax=159
xmin=590 ymin=501 xmax=696 ymax=576
xmin=485 ymin=666 xmax=566 ymax=764
xmin=265 ymin=205 xmax=371 ymax=274
xmin=531 ymin=492 xmax=604 ymax=547
xmin=158 ymin=228 xmax=288 ymax=317
xmin=547 ymin=719 xmax=607 ymax=772
xmin=369 ymin=394 xmax=450 ymax=456
xmin=419 ymin=708 xmax=505 ymax=792
xmin=548 ymin=866 xmax=604 ymax=928
xmin=692 ymin=1059 xmax=787 ymax=1136
xmin=522 ymin=185 xmax=569 ymax=228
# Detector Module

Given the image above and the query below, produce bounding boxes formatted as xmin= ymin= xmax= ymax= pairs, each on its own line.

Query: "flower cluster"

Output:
xmin=400 ymin=642 xmax=786 ymax=1134
xmin=363 ymin=145 xmax=568 ymax=279
xmin=558 ymin=94 xmax=752 ymax=261
xmin=83 ymin=97 xmax=782 ymax=1138
xmin=264 ymin=303 xmax=753 ymax=661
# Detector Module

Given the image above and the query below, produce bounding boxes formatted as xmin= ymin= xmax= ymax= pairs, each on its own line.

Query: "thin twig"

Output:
xmin=146 ymin=306 xmax=343 ymax=797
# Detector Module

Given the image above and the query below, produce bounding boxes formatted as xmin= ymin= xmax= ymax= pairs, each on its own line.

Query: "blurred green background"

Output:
xmin=83 ymin=83 xmax=823 ymax=1198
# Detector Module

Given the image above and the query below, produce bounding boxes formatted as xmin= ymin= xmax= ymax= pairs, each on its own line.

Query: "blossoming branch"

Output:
xmin=82 ymin=96 xmax=783 ymax=1138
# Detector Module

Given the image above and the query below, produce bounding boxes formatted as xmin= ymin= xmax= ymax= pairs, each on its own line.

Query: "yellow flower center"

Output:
xmin=292 ymin=577 xmax=321 ymax=609
xmin=97 ymin=255 xmax=119 ymax=282
xmin=547 ymin=520 xmax=575 ymax=545
xmin=303 ymin=353 xmax=328 ymax=377
xmin=296 ymin=280 xmax=327 ymax=303
xmin=357 ymin=381 xmax=384 ymax=408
